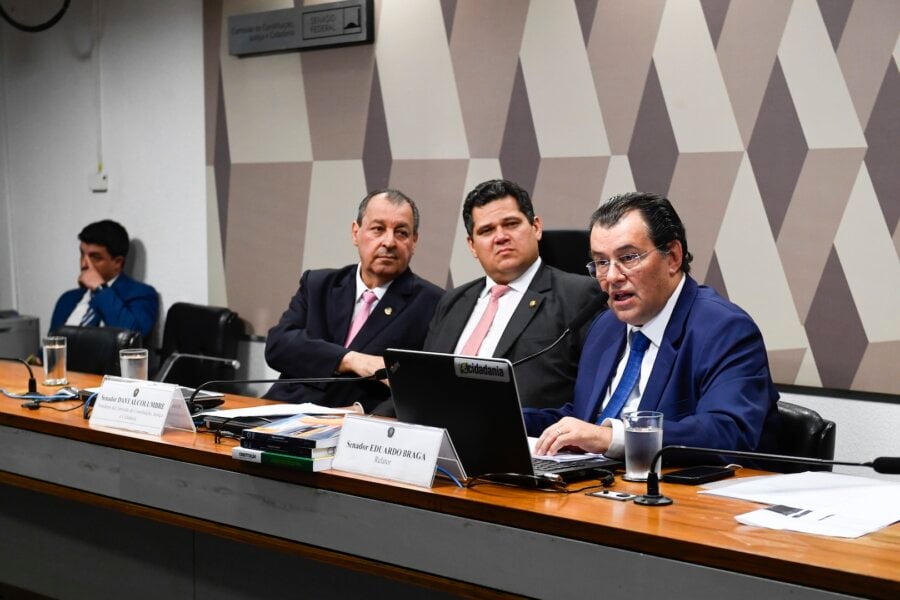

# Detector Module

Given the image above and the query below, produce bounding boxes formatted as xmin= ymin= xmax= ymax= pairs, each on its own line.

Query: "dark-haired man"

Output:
xmin=421 ymin=179 xmax=602 ymax=410
xmin=50 ymin=220 xmax=159 ymax=339
xmin=530 ymin=192 xmax=779 ymax=458
xmin=265 ymin=189 xmax=443 ymax=411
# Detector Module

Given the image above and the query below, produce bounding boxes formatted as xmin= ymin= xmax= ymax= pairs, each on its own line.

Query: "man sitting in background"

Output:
xmin=265 ymin=189 xmax=443 ymax=411
xmin=50 ymin=219 xmax=158 ymax=339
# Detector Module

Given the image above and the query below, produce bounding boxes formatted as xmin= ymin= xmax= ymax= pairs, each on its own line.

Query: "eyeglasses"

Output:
xmin=586 ymin=245 xmax=668 ymax=278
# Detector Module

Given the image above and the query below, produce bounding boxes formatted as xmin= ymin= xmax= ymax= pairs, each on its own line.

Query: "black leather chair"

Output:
xmin=775 ymin=401 xmax=836 ymax=473
xmin=50 ymin=325 xmax=143 ymax=376
xmin=538 ymin=229 xmax=591 ymax=276
xmin=155 ymin=303 xmax=243 ymax=390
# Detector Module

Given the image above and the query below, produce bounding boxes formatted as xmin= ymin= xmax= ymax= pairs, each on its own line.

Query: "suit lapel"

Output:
xmin=329 ymin=269 xmax=356 ymax=343
xmin=494 ymin=264 xmax=551 ymax=357
xmin=429 ymin=281 xmax=483 ymax=352
xmin=348 ymin=269 xmax=413 ymax=350
xmin=639 ymin=276 xmax=697 ymax=411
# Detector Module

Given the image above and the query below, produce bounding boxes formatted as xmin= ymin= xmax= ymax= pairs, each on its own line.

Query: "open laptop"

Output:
xmin=384 ymin=348 xmax=621 ymax=483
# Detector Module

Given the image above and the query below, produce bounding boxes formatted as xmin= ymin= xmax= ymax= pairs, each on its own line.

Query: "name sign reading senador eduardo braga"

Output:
xmin=333 ymin=415 xmax=464 ymax=488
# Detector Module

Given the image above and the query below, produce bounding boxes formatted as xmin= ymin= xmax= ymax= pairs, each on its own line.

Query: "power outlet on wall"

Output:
xmin=90 ymin=171 xmax=109 ymax=193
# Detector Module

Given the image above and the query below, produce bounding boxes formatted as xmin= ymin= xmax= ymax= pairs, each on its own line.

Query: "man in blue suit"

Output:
xmin=50 ymin=220 xmax=158 ymax=339
xmin=265 ymin=189 xmax=443 ymax=411
xmin=530 ymin=192 xmax=778 ymax=459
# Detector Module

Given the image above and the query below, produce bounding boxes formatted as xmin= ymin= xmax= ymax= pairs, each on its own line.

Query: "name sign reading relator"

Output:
xmin=333 ymin=415 xmax=465 ymax=488
xmin=89 ymin=376 xmax=196 ymax=436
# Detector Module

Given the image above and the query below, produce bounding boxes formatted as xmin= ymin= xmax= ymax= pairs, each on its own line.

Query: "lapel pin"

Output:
xmin=384 ymin=307 xmax=393 ymax=315
xmin=528 ymin=299 xmax=537 ymax=308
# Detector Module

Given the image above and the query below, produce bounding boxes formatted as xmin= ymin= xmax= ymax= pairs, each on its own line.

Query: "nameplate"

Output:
xmin=333 ymin=415 xmax=464 ymax=488
xmin=89 ymin=376 xmax=196 ymax=436
xmin=228 ymin=0 xmax=373 ymax=56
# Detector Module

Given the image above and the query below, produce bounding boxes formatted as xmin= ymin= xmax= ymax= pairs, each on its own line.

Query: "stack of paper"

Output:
xmin=700 ymin=471 xmax=900 ymax=538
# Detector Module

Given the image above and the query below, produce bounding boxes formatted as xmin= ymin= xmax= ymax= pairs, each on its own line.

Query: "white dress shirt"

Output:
xmin=453 ymin=258 xmax=542 ymax=357
xmin=601 ymin=274 xmax=685 ymax=458
xmin=348 ymin=264 xmax=393 ymax=323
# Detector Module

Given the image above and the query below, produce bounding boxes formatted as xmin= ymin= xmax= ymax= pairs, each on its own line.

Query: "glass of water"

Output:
xmin=623 ymin=410 xmax=663 ymax=481
xmin=42 ymin=336 xmax=68 ymax=385
xmin=119 ymin=348 xmax=149 ymax=380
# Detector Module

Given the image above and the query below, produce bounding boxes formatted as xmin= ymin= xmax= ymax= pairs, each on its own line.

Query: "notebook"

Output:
xmin=383 ymin=348 xmax=621 ymax=483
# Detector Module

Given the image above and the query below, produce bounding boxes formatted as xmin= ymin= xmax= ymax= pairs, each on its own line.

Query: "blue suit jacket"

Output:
xmin=264 ymin=265 xmax=443 ymax=410
xmin=524 ymin=277 xmax=779 ymax=453
xmin=50 ymin=273 xmax=159 ymax=339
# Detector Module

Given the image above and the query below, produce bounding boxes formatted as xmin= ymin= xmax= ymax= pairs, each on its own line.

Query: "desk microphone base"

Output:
xmin=634 ymin=494 xmax=673 ymax=506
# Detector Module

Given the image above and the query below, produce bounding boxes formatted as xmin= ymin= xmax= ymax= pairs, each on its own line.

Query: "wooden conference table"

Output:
xmin=0 ymin=364 xmax=897 ymax=600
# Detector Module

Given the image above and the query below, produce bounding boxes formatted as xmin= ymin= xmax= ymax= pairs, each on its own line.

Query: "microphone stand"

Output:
xmin=155 ymin=352 xmax=241 ymax=382
xmin=634 ymin=445 xmax=897 ymax=506
xmin=186 ymin=371 xmax=386 ymax=414
xmin=0 ymin=356 xmax=39 ymax=395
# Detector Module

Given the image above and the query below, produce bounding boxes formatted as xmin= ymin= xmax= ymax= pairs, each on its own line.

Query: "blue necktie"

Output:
xmin=595 ymin=330 xmax=651 ymax=423
xmin=80 ymin=289 xmax=100 ymax=326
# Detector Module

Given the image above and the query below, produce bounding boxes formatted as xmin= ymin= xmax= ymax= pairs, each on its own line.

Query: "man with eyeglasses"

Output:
xmin=530 ymin=192 xmax=779 ymax=458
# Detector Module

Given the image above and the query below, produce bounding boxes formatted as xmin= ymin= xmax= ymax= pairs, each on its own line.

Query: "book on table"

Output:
xmin=238 ymin=439 xmax=336 ymax=459
xmin=231 ymin=446 xmax=334 ymax=472
xmin=240 ymin=413 xmax=342 ymax=454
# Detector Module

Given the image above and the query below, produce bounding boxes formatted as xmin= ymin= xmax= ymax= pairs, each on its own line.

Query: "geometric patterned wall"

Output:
xmin=205 ymin=0 xmax=900 ymax=395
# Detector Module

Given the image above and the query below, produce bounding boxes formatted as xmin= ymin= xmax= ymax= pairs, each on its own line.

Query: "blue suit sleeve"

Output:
xmin=92 ymin=282 xmax=159 ymax=339
xmin=656 ymin=313 xmax=778 ymax=452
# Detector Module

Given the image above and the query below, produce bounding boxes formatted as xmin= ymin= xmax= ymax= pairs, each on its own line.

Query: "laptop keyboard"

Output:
xmin=532 ymin=458 xmax=604 ymax=473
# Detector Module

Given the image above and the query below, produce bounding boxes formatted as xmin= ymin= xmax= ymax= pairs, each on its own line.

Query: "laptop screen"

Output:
xmin=384 ymin=348 xmax=537 ymax=478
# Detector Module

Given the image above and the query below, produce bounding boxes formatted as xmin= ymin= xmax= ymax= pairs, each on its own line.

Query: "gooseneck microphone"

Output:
xmin=186 ymin=371 xmax=388 ymax=413
xmin=155 ymin=353 xmax=241 ymax=382
xmin=512 ymin=292 xmax=609 ymax=367
xmin=634 ymin=445 xmax=900 ymax=507
xmin=0 ymin=356 xmax=39 ymax=395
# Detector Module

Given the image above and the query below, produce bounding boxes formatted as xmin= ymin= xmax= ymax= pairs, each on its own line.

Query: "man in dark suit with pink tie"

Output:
xmin=420 ymin=179 xmax=602 ymax=410
xmin=264 ymin=189 xmax=443 ymax=411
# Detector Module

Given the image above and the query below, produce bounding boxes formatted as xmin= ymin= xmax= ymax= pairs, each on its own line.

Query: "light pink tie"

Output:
xmin=461 ymin=285 xmax=511 ymax=356
xmin=345 ymin=290 xmax=378 ymax=346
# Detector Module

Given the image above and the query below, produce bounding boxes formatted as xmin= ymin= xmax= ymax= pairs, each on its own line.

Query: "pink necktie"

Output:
xmin=461 ymin=285 xmax=511 ymax=356
xmin=345 ymin=290 xmax=378 ymax=346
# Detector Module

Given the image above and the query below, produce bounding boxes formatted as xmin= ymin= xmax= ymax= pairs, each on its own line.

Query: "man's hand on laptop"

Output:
xmin=338 ymin=351 xmax=389 ymax=386
xmin=534 ymin=417 xmax=612 ymax=456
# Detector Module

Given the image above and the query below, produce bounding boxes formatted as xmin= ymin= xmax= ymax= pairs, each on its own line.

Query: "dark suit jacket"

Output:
xmin=264 ymin=265 xmax=443 ymax=411
xmin=49 ymin=273 xmax=159 ymax=339
xmin=524 ymin=277 xmax=779 ymax=453
xmin=424 ymin=263 xmax=603 ymax=410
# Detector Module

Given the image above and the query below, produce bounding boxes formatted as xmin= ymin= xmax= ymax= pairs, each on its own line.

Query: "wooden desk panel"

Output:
xmin=0 ymin=365 xmax=897 ymax=599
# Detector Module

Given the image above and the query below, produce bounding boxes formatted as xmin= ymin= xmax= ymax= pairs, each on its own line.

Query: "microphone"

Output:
xmin=155 ymin=352 xmax=241 ymax=382
xmin=634 ymin=445 xmax=900 ymax=506
xmin=0 ymin=356 xmax=39 ymax=395
xmin=512 ymin=292 xmax=609 ymax=367
xmin=185 ymin=371 xmax=388 ymax=414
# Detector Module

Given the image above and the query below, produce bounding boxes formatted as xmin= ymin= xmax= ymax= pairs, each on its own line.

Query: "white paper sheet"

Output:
xmin=701 ymin=471 xmax=900 ymax=538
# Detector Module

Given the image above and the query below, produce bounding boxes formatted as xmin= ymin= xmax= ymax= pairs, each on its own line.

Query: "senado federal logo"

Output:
xmin=453 ymin=358 xmax=510 ymax=382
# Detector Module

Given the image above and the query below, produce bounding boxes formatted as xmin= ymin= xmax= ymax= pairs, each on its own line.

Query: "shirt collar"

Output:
xmin=628 ymin=273 xmax=685 ymax=348
xmin=480 ymin=257 xmax=542 ymax=298
xmin=354 ymin=264 xmax=393 ymax=302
